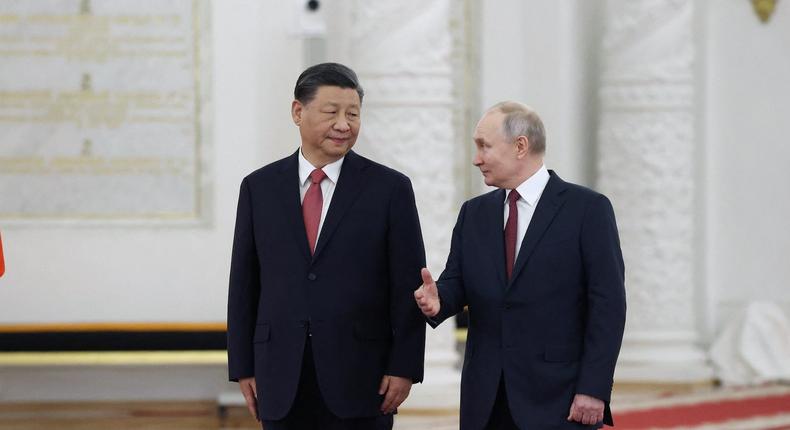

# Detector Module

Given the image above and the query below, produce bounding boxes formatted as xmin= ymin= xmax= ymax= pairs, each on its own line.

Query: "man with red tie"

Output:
xmin=227 ymin=63 xmax=426 ymax=430
xmin=415 ymin=102 xmax=626 ymax=429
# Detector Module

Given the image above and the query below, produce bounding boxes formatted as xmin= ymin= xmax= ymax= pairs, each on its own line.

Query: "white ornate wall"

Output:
xmin=4 ymin=0 xmax=790 ymax=402
xmin=703 ymin=0 xmax=790 ymax=331
xmin=597 ymin=0 xmax=712 ymax=382
xmin=0 ymin=0 xmax=303 ymax=401
xmin=327 ymin=0 xmax=467 ymax=409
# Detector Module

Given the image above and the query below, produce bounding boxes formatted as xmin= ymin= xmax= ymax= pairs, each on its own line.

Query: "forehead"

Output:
xmin=310 ymin=85 xmax=360 ymax=107
xmin=474 ymin=111 xmax=505 ymax=140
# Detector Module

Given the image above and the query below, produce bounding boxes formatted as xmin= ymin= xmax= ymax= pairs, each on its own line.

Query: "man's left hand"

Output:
xmin=379 ymin=375 xmax=412 ymax=414
xmin=567 ymin=393 xmax=604 ymax=425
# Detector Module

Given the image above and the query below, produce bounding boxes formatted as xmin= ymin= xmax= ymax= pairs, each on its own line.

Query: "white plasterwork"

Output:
xmin=598 ymin=0 xmax=712 ymax=382
xmin=0 ymin=0 xmax=212 ymax=224
xmin=337 ymin=0 xmax=464 ymax=408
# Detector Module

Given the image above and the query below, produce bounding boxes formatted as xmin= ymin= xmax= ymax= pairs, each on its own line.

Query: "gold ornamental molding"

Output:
xmin=752 ymin=0 xmax=778 ymax=23
xmin=0 ymin=350 xmax=227 ymax=366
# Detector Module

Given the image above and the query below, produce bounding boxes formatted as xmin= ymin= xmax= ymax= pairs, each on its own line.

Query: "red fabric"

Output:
xmin=302 ymin=169 xmax=326 ymax=254
xmin=614 ymin=392 xmax=790 ymax=429
xmin=504 ymin=190 xmax=520 ymax=280
xmin=0 ymin=231 xmax=4 ymax=277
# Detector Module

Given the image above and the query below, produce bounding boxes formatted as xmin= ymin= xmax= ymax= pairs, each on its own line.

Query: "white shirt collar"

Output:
xmin=505 ymin=164 xmax=550 ymax=206
xmin=298 ymin=148 xmax=344 ymax=185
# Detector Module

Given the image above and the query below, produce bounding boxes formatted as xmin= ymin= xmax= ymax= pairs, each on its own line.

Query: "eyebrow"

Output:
xmin=322 ymin=102 xmax=360 ymax=109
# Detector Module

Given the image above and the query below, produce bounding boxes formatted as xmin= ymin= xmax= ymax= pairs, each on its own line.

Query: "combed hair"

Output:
xmin=294 ymin=62 xmax=364 ymax=105
xmin=489 ymin=101 xmax=546 ymax=155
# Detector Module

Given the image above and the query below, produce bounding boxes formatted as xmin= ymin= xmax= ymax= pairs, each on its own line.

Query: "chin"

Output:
xmin=325 ymin=140 xmax=353 ymax=152
xmin=332 ymin=145 xmax=351 ymax=155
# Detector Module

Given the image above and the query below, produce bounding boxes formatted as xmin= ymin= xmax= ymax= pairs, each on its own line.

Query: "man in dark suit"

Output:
xmin=415 ymin=102 xmax=626 ymax=429
xmin=228 ymin=63 xmax=426 ymax=430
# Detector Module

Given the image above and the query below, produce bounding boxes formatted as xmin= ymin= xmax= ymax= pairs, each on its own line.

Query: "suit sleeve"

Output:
xmin=430 ymin=202 xmax=469 ymax=327
xmin=575 ymin=194 xmax=627 ymax=403
xmin=227 ymin=177 xmax=261 ymax=382
xmin=385 ymin=175 xmax=427 ymax=382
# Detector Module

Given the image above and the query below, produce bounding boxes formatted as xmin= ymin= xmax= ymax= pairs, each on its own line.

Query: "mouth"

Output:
xmin=327 ymin=137 xmax=349 ymax=145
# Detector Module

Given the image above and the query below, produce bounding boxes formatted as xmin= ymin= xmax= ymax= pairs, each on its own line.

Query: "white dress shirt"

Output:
xmin=504 ymin=165 xmax=550 ymax=260
xmin=298 ymin=148 xmax=344 ymax=238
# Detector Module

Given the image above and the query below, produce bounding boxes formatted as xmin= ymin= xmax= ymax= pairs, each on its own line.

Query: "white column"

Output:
xmin=597 ymin=0 xmax=713 ymax=383
xmin=329 ymin=0 xmax=465 ymax=409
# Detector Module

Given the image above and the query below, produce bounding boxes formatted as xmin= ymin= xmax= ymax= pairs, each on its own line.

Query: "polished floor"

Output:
xmin=3 ymin=384 xmax=790 ymax=430
xmin=0 ymin=401 xmax=458 ymax=430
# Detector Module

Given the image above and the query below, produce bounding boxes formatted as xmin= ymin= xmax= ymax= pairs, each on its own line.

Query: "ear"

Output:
xmin=515 ymin=135 xmax=530 ymax=158
xmin=291 ymin=100 xmax=303 ymax=126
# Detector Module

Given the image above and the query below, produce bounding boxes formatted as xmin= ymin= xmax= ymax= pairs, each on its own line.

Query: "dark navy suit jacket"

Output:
xmin=227 ymin=150 xmax=426 ymax=420
xmin=431 ymin=171 xmax=626 ymax=429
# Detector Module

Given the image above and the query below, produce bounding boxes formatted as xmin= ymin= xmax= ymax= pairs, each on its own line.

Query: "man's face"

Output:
xmin=472 ymin=111 xmax=521 ymax=188
xmin=292 ymin=85 xmax=361 ymax=165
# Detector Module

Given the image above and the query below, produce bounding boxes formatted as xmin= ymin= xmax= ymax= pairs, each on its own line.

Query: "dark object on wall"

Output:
xmin=0 ymin=324 xmax=227 ymax=351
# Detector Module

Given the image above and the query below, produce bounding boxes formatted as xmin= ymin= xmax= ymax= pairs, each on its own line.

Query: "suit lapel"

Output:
xmin=481 ymin=189 xmax=507 ymax=287
xmin=508 ymin=171 xmax=568 ymax=287
xmin=276 ymin=150 xmax=312 ymax=263
xmin=312 ymin=150 xmax=368 ymax=261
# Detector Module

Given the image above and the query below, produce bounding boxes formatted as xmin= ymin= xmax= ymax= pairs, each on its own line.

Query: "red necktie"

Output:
xmin=504 ymin=190 xmax=520 ymax=280
xmin=303 ymin=168 xmax=327 ymax=254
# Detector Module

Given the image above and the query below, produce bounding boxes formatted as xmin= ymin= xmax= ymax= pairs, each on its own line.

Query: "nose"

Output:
xmin=334 ymin=117 xmax=350 ymax=132
xmin=473 ymin=151 xmax=483 ymax=166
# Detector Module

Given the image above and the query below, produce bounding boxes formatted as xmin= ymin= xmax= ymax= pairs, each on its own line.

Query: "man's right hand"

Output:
xmin=414 ymin=268 xmax=440 ymax=317
xmin=238 ymin=377 xmax=259 ymax=422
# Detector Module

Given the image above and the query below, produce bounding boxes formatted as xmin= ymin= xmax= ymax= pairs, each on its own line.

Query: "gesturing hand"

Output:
xmin=414 ymin=268 xmax=440 ymax=317
xmin=567 ymin=393 xmax=604 ymax=425
xmin=238 ymin=377 xmax=259 ymax=422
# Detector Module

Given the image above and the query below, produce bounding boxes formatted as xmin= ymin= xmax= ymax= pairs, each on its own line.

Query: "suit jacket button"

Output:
xmin=307 ymin=273 xmax=317 ymax=281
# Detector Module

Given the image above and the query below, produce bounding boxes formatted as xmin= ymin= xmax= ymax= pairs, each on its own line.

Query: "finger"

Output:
xmin=378 ymin=376 xmax=390 ymax=396
xmin=392 ymin=392 xmax=407 ymax=410
xmin=250 ymin=381 xmax=259 ymax=421
xmin=418 ymin=303 xmax=434 ymax=317
xmin=381 ymin=389 xmax=398 ymax=413
xmin=240 ymin=382 xmax=259 ymax=421
xmin=414 ymin=288 xmax=424 ymax=300
xmin=420 ymin=268 xmax=435 ymax=287
xmin=567 ymin=407 xmax=581 ymax=423
xmin=245 ymin=395 xmax=257 ymax=420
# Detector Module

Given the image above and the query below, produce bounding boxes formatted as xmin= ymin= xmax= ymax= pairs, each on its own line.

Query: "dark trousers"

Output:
xmin=484 ymin=374 xmax=519 ymax=430
xmin=262 ymin=338 xmax=393 ymax=430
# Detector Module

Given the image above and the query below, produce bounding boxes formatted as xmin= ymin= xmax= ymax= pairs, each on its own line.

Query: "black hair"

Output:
xmin=294 ymin=62 xmax=364 ymax=105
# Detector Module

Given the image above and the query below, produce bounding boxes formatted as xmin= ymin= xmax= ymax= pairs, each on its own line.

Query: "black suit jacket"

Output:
xmin=227 ymin=150 xmax=426 ymax=420
xmin=431 ymin=171 xmax=626 ymax=429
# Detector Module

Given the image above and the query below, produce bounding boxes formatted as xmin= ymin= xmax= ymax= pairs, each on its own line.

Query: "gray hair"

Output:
xmin=489 ymin=101 xmax=546 ymax=155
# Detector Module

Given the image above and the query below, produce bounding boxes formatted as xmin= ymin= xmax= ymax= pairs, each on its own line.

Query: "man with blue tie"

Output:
xmin=415 ymin=102 xmax=626 ymax=429
xmin=228 ymin=63 xmax=426 ymax=430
